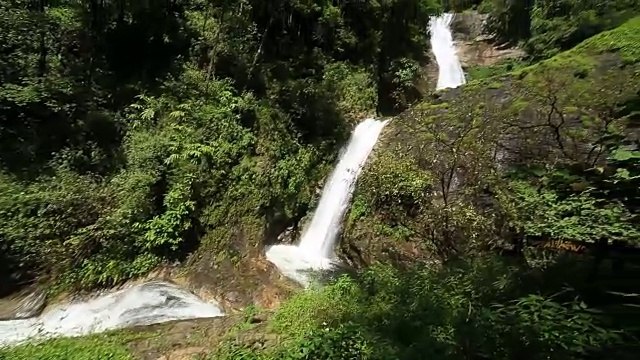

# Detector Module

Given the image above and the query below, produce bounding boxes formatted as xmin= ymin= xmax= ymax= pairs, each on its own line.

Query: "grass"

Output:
xmin=0 ymin=334 xmax=137 ymax=360
xmin=569 ymin=16 xmax=640 ymax=64
xmin=0 ymin=325 xmax=215 ymax=360
xmin=466 ymin=59 xmax=527 ymax=82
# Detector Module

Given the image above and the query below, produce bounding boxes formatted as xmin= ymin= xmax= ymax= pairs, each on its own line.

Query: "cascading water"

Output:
xmin=0 ymin=13 xmax=466 ymax=347
xmin=429 ymin=13 xmax=466 ymax=90
xmin=0 ymin=281 xmax=223 ymax=346
xmin=265 ymin=118 xmax=388 ymax=285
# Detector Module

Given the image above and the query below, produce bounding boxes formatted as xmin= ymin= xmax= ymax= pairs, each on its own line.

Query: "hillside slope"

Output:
xmin=342 ymin=16 xmax=640 ymax=267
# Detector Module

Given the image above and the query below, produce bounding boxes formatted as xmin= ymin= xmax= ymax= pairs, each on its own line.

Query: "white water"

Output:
xmin=0 ymin=281 xmax=223 ymax=346
xmin=430 ymin=13 xmax=466 ymax=89
xmin=266 ymin=118 xmax=388 ymax=285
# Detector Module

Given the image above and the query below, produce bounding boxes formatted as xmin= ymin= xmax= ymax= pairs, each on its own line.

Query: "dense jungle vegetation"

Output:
xmin=0 ymin=0 xmax=438 ymax=294
xmin=1 ymin=0 xmax=640 ymax=359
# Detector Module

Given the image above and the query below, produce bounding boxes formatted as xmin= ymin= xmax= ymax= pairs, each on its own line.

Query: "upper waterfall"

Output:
xmin=430 ymin=13 xmax=466 ymax=89
xmin=266 ymin=118 xmax=388 ymax=285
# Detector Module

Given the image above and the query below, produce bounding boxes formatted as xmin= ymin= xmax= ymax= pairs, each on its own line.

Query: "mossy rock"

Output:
xmin=340 ymin=16 xmax=640 ymax=266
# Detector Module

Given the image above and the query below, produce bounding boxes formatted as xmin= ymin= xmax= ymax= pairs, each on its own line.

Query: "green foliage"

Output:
xmin=466 ymin=58 xmax=525 ymax=81
xmin=525 ymin=0 xmax=640 ymax=60
xmin=2 ymin=4 xmax=640 ymax=360
xmin=0 ymin=68 xmax=262 ymax=289
xmin=286 ymin=322 xmax=376 ymax=360
xmin=352 ymin=84 xmax=505 ymax=258
xmin=446 ymin=0 xmax=485 ymax=13
xmin=346 ymin=195 xmax=370 ymax=225
xmin=270 ymin=277 xmax=361 ymax=337
xmin=0 ymin=337 xmax=133 ymax=360
xmin=349 ymin=16 xmax=640 ymax=263
xmin=482 ymin=0 xmax=532 ymax=43
xmin=488 ymin=294 xmax=621 ymax=358
xmin=567 ymin=16 xmax=640 ymax=64
xmin=337 ymin=18 xmax=640 ymax=359
xmin=359 ymin=150 xmax=433 ymax=220
xmin=0 ymin=0 xmax=444 ymax=292
xmin=504 ymin=180 xmax=640 ymax=245
xmin=241 ymin=258 xmax=622 ymax=360
xmin=481 ymin=0 xmax=640 ymax=60
xmin=322 ymin=62 xmax=377 ymax=120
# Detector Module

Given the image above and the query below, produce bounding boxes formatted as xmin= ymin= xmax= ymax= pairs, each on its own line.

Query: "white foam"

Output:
xmin=430 ymin=13 xmax=467 ymax=90
xmin=0 ymin=281 xmax=223 ymax=346
xmin=266 ymin=118 xmax=388 ymax=285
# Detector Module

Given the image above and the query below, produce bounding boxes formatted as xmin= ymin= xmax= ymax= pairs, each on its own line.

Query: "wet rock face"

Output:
xmin=451 ymin=12 xmax=525 ymax=68
xmin=276 ymin=225 xmax=298 ymax=245
xmin=177 ymin=241 xmax=298 ymax=314
xmin=457 ymin=39 xmax=525 ymax=68
xmin=451 ymin=11 xmax=488 ymax=41
xmin=0 ymin=287 xmax=46 ymax=320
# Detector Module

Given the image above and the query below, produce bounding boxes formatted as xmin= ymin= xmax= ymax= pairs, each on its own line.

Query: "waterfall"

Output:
xmin=266 ymin=118 xmax=388 ymax=285
xmin=0 ymin=12 xmax=467 ymax=347
xmin=430 ymin=13 xmax=466 ymax=90
xmin=298 ymin=119 xmax=389 ymax=257
xmin=0 ymin=281 xmax=223 ymax=346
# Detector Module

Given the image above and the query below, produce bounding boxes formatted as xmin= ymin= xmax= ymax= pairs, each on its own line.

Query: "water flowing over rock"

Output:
xmin=0 ymin=288 xmax=46 ymax=320
xmin=0 ymin=281 xmax=223 ymax=346
xmin=265 ymin=118 xmax=388 ymax=285
xmin=430 ymin=13 xmax=467 ymax=90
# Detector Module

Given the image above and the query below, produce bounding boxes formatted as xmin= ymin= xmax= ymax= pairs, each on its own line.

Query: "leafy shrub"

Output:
xmin=256 ymin=258 xmax=621 ymax=360
xmin=322 ymin=62 xmax=377 ymax=120
xmin=270 ymin=277 xmax=361 ymax=338
xmin=359 ymin=150 xmax=433 ymax=221
xmin=287 ymin=322 xmax=378 ymax=360
xmin=503 ymin=180 xmax=640 ymax=245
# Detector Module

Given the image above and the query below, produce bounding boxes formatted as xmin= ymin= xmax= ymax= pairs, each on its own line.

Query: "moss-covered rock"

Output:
xmin=342 ymin=16 xmax=640 ymax=266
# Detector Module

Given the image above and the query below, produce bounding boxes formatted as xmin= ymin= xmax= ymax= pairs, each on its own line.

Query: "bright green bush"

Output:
xmin=240 ymin=258 xmax=621 ymax=360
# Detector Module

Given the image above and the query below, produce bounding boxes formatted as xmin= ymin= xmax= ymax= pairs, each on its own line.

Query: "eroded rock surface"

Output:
xmin=0 ymin=287 xmax=46 ymax=320
xmin=452 ymin=11 xmax=525 ymax=68
xmin=126 ymin=315 xmax=280 ymax=360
